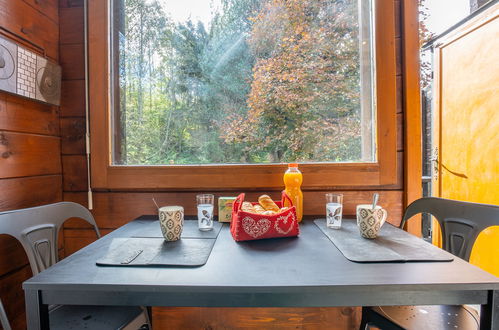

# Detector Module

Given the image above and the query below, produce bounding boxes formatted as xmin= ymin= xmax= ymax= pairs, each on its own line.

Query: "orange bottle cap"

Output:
xmin=288 ymin=163 xmax=298 ymax=167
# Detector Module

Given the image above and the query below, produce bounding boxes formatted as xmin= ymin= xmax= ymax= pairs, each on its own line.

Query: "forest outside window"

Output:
xmin=89 ymin=0 xmax=397 ymax=189
xmin=110 ymin=0 xmax=376 ymax=165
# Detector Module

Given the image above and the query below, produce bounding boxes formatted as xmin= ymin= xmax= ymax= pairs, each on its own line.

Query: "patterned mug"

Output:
xmin=159 ymin=206 xmax=184 ymax=241
xmin=356 ymin=204 xmax=388 ymax=239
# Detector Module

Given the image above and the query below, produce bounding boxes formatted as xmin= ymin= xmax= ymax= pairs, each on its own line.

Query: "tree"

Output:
xmin=120 ymin=0 xmax=170 ymax=164
xmin=419 ymin=0 xmax=435 ymax=89
xmin=118 ymin=0 xmax=367 ymax=165
xmin=223 ymin=0 xmax=362 ymax=162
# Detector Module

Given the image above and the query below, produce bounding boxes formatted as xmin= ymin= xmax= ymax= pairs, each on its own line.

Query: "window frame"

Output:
xmin=88 ymin=0 xmax=398 ymax=190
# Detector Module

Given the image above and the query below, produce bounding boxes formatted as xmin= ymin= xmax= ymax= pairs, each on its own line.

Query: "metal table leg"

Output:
xmin=25 ymin=290 xmax=49 ymax=330
xmin=480 ymin=290 xmax=498 ymax=330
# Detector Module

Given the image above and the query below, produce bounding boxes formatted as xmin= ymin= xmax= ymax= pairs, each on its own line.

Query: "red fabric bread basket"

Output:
xmin=230 ymin=192 xmax=300 ymax=241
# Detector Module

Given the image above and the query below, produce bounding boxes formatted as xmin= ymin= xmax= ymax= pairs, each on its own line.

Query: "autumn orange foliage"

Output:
xmin=222 ymin=0 xmax=362 ymax=162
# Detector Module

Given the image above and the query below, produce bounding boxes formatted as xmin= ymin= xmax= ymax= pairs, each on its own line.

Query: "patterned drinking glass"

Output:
xmin=197 ymin=194 xmax=214 ymax=231
xmin=325 ymin=193 xmax=343 ymax=229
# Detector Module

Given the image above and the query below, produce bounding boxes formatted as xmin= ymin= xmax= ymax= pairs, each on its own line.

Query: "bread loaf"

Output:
xmin=258 ymin=195 xmax=280 ymax=212
xmin=253 ymin=204 xmax=266 ymax=214
xmin=241 ymin=202 xmax=256 ymax=213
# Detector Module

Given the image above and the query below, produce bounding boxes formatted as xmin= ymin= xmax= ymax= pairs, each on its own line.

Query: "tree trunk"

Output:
xmin=138 ymin=4 xmax=144 ymax=124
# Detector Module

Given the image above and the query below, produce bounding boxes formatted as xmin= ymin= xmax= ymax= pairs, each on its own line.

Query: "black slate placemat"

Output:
xmin=96 ymin=237 xmax=216 ymax=267
xmin=314 ymin=219 xmax=453 ymax=263
xmin=132 ymin=217 xmax=223 ymax=239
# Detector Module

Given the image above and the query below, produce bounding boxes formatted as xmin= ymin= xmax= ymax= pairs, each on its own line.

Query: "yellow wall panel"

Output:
xmin=440 ymin=15 xmax=498 ymax=205
xmin=434 ymin=9 xmax=499 ymax=276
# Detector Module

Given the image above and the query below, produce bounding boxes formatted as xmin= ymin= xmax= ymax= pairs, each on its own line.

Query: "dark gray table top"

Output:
xmin=24 ymin=218 xmax=499 ymax=307
xmin=96 ymin=237 xmax=217 ymax=267
xmin=314 ymin=219 xmax=454 ymax=263
xmin=95 ymin=218 xmax=223 ymax=267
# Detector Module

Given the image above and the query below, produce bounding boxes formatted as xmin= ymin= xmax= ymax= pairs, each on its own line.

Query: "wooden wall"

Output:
xmin=0 ymin=0 xmax=60 ymax=328
xmin=58 ymin=0 xmax=88 ymax=256
xmin=57 ymin=1 xmax=407 ymax=329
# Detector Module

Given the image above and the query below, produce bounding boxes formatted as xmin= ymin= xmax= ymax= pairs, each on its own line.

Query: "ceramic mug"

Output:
xmin=356 ymin=204 xmax=388 ymax=239
xmin=159 ymin=206 xmax=184 ymax=241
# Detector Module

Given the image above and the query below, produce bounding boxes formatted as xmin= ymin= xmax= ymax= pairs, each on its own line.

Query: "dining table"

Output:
xmin=23 ymin=216 xmax=499 ymax=329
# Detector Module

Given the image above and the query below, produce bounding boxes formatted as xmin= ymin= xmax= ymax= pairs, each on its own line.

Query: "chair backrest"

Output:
xmin=0 ymin=202 xmax=100 ymax=275
xmin=400 ymin=197 xmax=499 ymax=261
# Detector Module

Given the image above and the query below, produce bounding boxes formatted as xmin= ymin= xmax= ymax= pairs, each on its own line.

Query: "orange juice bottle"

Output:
xmin=284 ymin=163 xmax=303 ymax=222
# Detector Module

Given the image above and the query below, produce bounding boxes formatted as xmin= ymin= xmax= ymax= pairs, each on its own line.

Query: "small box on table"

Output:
xmin=218 ymin=197 xmax=237 ymax=222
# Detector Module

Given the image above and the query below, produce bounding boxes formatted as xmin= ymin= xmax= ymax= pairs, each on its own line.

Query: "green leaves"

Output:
xmin=118 ymin=0 xmax=366 ymax=165
xmin=230 ymin=0 xmax=362 ymax=162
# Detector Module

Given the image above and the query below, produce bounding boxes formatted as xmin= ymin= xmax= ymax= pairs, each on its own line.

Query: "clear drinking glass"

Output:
xmin=325 ymin=193 xmax=343 ymax=229
xmin=197 ymin=194 xmax=214 ymax=231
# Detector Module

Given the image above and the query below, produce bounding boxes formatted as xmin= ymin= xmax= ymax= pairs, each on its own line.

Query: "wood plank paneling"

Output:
xmin=59 ymin=0 xmax=84 ymax=8
xmin=10 ymin=312 xmax=27 ymax=330
xmin=63 ymin=191 xmax=87 ymax=207
xmin=401 ymin=0 xmax=423 ymax=235
xmin=61 ymin=117 xmax=86 ymax=154
xmin=0 ymin=92 xmax=59 ymax=136
xmin=0 ymin=175 xmax=62 ymax=211
xmin=395 ymin=0 xmax=401 ymax=38
xmin=60 ymin=43 xmax=85 ymax=80
xmin=58 ymin=0 xmax=88 ymax=273
xmin=0 ymin=0 xmax=59 ymax=60
xmin=60 ymin=7 xmax=84 ymax=44
xmin=0 ymin=236 xmax=29 ymax=277
xmin=397 ymin=112 xmax=404 ymax=151
xmin=60 ymin=80 xmax=86 ymax=117
xmin=396 ymin=37 xmax=402 ymax=76
xmin=153 ymin=307 xmax=361 ymax=329
xmin=0 ymin=265 xmax=32 ymax=330
xmin=102 ymin=166 xmax=403 ymax=191
xmin=62 ymin=155 xmax=88 ymax=191
xmin=396 ymin=75 xmax=403 ymax=114
xmin=64 ymin=228 xmax=112 ymax=238
xmin=23 ymin=0 xmax=59 ymax=24
xmin=0 ymin=132 xmax=61 ymax=178
xmin=63 ymin=228 xmax=112 ymax=256
xmin=397 ymin=151 xmax=404 ymax=195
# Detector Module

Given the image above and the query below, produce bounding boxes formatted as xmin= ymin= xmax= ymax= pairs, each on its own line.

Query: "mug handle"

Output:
xmin=380 ymin=208 xmax=388 ymax=227
xmin=356 ymin=207 xmax=360 ymax=226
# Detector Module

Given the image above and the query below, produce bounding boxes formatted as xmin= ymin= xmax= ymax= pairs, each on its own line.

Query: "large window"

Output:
xmin=110 ymin=0 xmax=376 ymax=165
xmin=88 ymin=0 xmax=397 ymax=189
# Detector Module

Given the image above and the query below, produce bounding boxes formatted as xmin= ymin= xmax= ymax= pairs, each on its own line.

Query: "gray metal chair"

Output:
xmin=0 ymin=298 xmax=11 ymax=330
xmin=0 ymin=202 xmax=151 ymax=330
xmin=360 ymin=197 xmax=499 ymax=330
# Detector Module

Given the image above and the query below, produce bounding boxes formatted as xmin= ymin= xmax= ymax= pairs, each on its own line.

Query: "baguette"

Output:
xmin=258 ymin=195 xmax=280 ymax=212
xmin=253 ymin=204 xmax=266 ymax=214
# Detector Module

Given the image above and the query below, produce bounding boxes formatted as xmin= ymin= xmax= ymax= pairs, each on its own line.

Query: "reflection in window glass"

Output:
xmin=111 ymin=0 xmax=375 ymax=165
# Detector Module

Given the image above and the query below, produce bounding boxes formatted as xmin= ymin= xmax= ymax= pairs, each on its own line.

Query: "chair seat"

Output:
xmin=49 ymin=305 xmax=146 ymax=330
xmin=371 ymin=305 xmax=479 ymax=330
